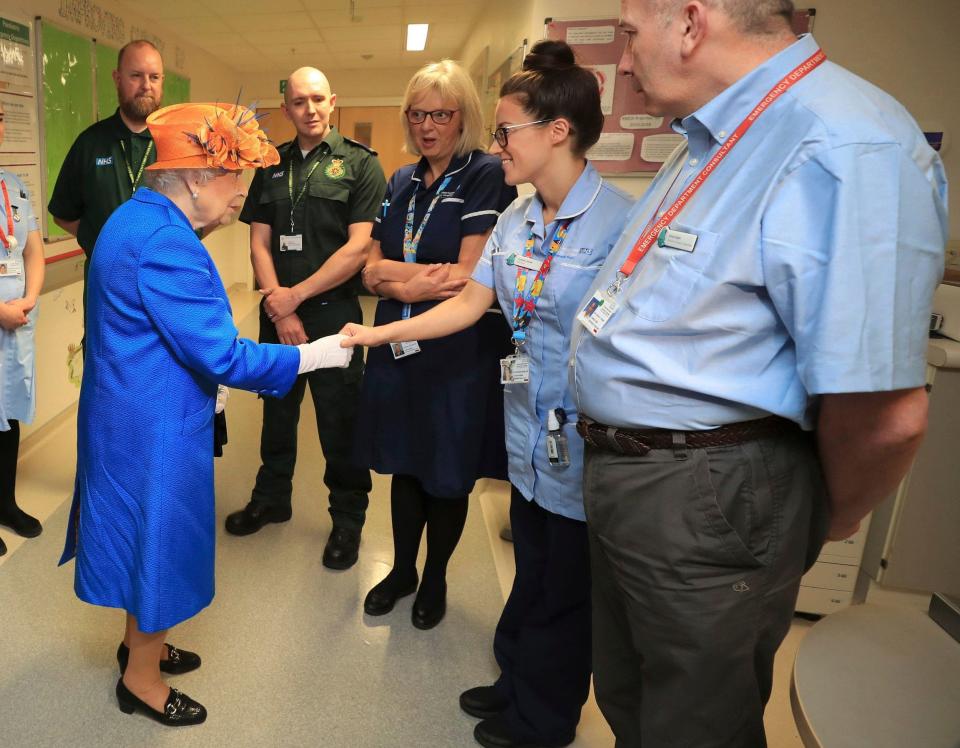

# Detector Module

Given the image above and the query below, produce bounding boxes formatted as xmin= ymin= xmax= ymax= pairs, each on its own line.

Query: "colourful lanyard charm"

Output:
xmin=510 ymin=218 xmax=571 ymax=350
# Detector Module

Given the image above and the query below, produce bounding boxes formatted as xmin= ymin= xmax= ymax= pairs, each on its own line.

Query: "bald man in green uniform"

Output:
xmin=226 ymin=67 xmax=386 ymax=571
xmin=49 ymin=40 xmax=162 ymax=265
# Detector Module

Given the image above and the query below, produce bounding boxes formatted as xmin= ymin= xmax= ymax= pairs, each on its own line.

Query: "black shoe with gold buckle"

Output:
xmin=116 ymin=678 xmax=207 ymax=726
xmin=117 ymin=642 xmax=201 ymax=676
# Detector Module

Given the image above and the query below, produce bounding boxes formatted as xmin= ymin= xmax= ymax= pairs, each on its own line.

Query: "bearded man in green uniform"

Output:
xmin=226 ymin=67 xmax=385 ymax=571
xmin=49 ymin=40 xmax=162 ymax=262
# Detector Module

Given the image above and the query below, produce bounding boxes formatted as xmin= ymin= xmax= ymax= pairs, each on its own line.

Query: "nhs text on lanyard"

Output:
xmin=501 ymin=219 xmax=573 ymax=384
xmin=577 ymin=48 xmax=826 ymax=335
xmin=391 ymin=175 xmax=453 ymax=360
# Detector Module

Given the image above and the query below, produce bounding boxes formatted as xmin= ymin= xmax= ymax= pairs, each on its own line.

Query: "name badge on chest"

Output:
xmin=279 ymin=234 xmax=303 ymax=252
xmin=391 ymin=340 xmax=421 ymax=359
xmin=500 ymin=353 xmax=531 ymax=384
xmin=508 ymin=253 xmax=542 ymax=272
xmin=657 ymin=227 xmax=698 ymax=252
xmin=0 ymin=258 xmax=23 ymax=276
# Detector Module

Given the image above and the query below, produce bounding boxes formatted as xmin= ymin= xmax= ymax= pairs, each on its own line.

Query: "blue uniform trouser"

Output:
xmin=493 ymin=485 xmax=592 ymax=744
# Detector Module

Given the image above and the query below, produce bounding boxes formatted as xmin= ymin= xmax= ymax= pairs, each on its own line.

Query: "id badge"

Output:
xmin=500 ymin=354 xmax=531 ymax=384
xmin=658 ymin=227 xmax=698 ymax=252
xmin=513 ymin=254 xmax=542 ymax=272
xmin=0 ymin=258 xmax=23 ymax=276
xmin=279 ymin=234 xmax=303 ymax=252
xmin=391 ymin=340 xmax=421 ymax=359
xmin=576 ymin=287 xmax=620 ymax=336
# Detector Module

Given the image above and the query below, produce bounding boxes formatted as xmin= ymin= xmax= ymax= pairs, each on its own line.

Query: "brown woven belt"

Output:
xmin=575 ymin=415 xmax=797 ymax=456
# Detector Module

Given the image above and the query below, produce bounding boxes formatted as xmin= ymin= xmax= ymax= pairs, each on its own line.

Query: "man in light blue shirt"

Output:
xmin=571 ymin=1 xmax=947 ymax=746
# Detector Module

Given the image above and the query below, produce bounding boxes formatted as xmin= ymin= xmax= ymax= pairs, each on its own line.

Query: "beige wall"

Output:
xmin=242 ymin=67 xmax=421 ymax=108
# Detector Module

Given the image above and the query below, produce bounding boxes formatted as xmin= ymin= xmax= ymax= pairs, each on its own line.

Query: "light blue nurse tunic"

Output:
xmin=0 ymin=170 xmax=40 ymax=431
xmin=472 ymin=162 xmax=632 ymax=520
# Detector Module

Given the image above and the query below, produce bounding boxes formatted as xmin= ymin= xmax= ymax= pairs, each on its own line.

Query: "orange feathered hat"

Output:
xmin=145 ymin=102 xmax=280 ymax=171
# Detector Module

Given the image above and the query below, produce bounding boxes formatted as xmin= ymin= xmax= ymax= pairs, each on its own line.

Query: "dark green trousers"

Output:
xmin=251 ymin=298 xmax=371 ymax=531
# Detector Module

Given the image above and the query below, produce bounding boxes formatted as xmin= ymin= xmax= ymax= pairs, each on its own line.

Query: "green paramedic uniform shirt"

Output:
xmin=239 ymin=126 xmax=387 ymax=314
xmin=48 ymin=108 xmax=156 ymax=256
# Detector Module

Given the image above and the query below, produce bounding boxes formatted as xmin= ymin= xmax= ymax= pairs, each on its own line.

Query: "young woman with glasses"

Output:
xmin=343 ymin=40 xmax=634 ymax=748
xmin=353 ymin=60 xmax=516 ymax=630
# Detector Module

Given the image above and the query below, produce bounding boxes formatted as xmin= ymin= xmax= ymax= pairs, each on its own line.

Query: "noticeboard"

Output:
xmin=546 ymin=9 xmax=817 ymax=174
xmin=545 ymin=18 xmax=682 ymax=174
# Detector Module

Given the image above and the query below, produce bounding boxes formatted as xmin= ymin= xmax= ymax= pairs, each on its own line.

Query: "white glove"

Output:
xmin=215 ymin=385 xmax=229 ymax=414
xmin=297 ymin=334 xmax=353 ymax=373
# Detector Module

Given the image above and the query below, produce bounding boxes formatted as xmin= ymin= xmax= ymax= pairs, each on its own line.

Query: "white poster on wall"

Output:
xmin=640 ymin=133 xmax=685 ymax=163
xmin=587 ymin=132 xmax=635 ymax=161
xmin=621 ymin=114 xmax=665 ymax=130
xmin=0 ymin=17 xmax=34 ymax=95
xmin=566 ymin=25 xmax=616 ymax=45
xmin=0 ymin=16 xmax=39 ymax=218
xmin=0 ymin=91 xmax=38 ymax=155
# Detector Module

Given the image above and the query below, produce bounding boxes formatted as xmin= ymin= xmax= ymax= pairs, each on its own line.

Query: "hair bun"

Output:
xmin=522 ymin=39 xmax=576 ymax=73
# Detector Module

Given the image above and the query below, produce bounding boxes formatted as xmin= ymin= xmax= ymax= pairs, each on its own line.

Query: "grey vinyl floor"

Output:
xmin=0 ymin=299 xmax=505 ymax=747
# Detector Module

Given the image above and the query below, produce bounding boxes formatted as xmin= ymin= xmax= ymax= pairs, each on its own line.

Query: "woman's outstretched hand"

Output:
xmin=340 ymin=323 xmax=387 ymax=348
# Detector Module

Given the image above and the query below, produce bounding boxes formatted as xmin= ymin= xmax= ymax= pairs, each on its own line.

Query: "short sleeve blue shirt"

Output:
xmin=0 ymin=171 xmax=41 ymax=430
xmin=373 ymin=150 xmax=515 ymax=254
xmin=572 ymin=35 xmax=948 ymax=431
xmin=474 ymin=163 xmax=633 ymax=520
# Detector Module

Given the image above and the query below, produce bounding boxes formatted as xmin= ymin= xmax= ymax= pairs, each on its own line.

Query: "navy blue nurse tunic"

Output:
xmin=354 ymin=151 xmax=516 ymax=498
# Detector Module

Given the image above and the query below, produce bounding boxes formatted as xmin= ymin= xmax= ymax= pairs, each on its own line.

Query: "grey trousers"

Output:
xmin=583 ymin=429 xmax=829 ymax=748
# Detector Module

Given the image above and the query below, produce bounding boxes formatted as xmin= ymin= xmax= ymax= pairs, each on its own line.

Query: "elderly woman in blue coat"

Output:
xmin=59 ymin=102 xmax=351 ymax=726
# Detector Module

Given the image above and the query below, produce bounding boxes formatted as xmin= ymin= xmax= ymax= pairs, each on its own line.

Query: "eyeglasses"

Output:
xmin=491 ymin=119 xmax=554 ymax=148
xmin=406 ymin=109 xmax=458 ymax=125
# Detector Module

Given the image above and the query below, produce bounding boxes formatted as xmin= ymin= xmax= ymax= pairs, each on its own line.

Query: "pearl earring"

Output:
xmin=191 ymin=190 xmax=199 ymax=200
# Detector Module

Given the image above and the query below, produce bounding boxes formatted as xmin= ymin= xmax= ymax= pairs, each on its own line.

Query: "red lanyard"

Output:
xmin=614 ymin=48 xmax=826 ymax=285
xmin=0 ymin=180 xmax=14 ymax=251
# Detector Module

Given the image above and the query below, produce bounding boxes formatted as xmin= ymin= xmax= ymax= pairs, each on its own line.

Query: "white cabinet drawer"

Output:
xmin=795 ymin=586 xmax=854 ymax=615
xmin=817 ymin=522 xmax=870 ymax=561
xmin=801 ymin=561 xmax=857 ymax=592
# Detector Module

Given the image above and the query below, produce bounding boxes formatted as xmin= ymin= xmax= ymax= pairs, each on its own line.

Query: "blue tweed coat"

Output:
xmin=60 ymin=188 xmax=299 ymax=632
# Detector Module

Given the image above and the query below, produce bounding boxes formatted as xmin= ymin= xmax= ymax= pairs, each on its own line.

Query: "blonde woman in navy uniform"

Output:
xmin=354 ymin=60 xmax=516 ymax=630
xmin=0 ymin=101 xmax=45 ymax=557
xmin=343 ymin=41 xmax=633 ymax=747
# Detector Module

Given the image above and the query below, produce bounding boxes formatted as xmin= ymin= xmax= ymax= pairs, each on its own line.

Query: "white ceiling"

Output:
xmin=119 ymin=0 xmax=484 ymax=72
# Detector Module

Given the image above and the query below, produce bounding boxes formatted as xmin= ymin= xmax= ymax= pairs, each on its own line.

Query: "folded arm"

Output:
xmin=364 ymin=230 xmax=490 ymax=303
xmin=262 ymin=221 xmax=374 ymax=321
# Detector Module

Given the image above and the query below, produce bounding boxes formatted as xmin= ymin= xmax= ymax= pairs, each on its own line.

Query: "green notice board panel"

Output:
xmin=95 ymin=44 xmax=191 ymax=116
xmin=41 ymin=21 xmax=94 ymax=239
xmin=165 ymin=72 xmax=191 ymax=106
xmin=95 ymin=42 xmax=117 ymax=120
xmin=39 ymin=22 xmax=191 ymax=244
